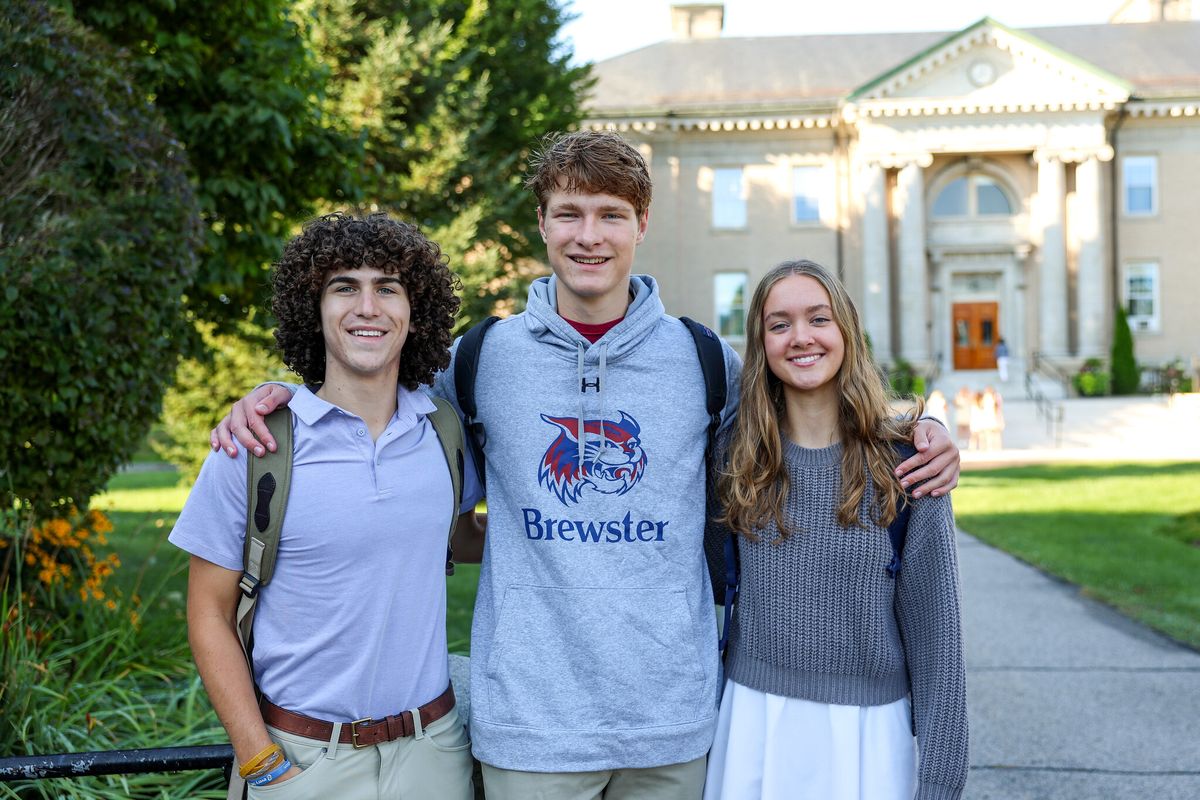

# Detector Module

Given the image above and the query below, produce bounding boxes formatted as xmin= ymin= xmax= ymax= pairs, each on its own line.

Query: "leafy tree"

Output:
xmin=63 ymin=0 xmax=362 ymax=327
xmin=0 ymin=0 xmax=202 ymax=513
xmin=154 ymin=319 xmax=292 ymax=483
xmin=1111 ymin=305 xmax=1139 ymax=395
xmin=301 ymin=0 xmax=591 ymax=328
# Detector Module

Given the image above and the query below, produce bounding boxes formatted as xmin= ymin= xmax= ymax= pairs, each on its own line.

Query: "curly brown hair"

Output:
xmin=524 ymin=130 xmax=653 ymax=216
xmin=272 ymin=212 xmax=461 ymax=390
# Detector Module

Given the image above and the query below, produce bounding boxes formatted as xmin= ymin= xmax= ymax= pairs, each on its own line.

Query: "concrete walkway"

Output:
xmin=949 ymin=392 xmax=1200 ymax=797
xmin=958 ymin=530 xmax=1200 ymax=799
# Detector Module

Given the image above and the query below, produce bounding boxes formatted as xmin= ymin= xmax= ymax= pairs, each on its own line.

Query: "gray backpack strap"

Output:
xmin=230 ymin=408 xmax=292 ymax=800
xmin=426 ymin=396 xmax=465 ymax=575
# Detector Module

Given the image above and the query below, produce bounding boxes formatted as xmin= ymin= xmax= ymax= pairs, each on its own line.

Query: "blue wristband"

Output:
xmin=248 ymin=759 xmax=292 ymax=786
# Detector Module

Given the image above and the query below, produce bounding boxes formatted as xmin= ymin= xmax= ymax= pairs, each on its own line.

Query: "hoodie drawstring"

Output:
xmin=576 ymin=341 xmax=610 ymax=475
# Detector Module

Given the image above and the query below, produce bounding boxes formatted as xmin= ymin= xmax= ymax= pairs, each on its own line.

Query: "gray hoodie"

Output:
xmin=432 ymin=274 xmax=742 ymax=772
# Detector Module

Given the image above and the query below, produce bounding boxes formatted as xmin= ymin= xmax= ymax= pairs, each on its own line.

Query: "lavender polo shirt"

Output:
xmin=169 ymin=384 xmax=479 ymax=721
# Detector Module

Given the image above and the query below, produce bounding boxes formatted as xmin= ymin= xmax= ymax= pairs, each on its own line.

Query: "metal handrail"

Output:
xmin=0 ymin=745 xmax=232 ymax=783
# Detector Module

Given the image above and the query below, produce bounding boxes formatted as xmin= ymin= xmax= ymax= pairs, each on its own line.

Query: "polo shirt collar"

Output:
xmin=289 ymin=383 xmax=437 ymax=426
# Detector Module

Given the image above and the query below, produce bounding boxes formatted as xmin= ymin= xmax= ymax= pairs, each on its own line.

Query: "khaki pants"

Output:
xmin=481 ymin=755 xmax=706 ymax=800
xmin=247 ymin=707 xmax=473 ymax=800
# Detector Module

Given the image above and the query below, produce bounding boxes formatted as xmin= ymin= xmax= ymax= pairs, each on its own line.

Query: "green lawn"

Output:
xmin=955 ymin=461 xmax=1200 ymax=650
xmin=103 ymin=460 xmax=1200 ymax=657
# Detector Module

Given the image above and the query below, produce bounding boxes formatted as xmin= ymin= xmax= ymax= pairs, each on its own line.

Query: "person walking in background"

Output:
xmin=994 ymin=337 xmax=1010 ymax=383
xmin=953 ymin=386 xmax=974 ymax=447
xmin=705 ymin=260 xmax=967 ymax=800
xmin=982 ymin=386 xmax=1005 ymax=450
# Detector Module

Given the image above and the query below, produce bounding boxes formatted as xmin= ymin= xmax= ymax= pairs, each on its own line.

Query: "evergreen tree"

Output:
xmin=1111 ymin=305 xmax=1139 ymax=395
xmin=302 ymin=0 xmax=592 ymax=328
xmin=64 ymin=0 xmax=362 ymax=328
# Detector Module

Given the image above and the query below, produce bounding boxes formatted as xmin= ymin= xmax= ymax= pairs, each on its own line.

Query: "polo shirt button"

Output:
xmin=356 ymin=428 xmax=365 ymax=436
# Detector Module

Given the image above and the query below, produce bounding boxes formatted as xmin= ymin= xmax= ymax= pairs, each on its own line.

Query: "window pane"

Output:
xmin=975 ymin=177 xmax=1012 ymax=215
xmin=712 ymin=168 xmax=746 ymax=228
xmin=1123 ymin=156 xmax=1157 ymax=215
xmin=1123 ymin=262 xmax=1158 ymax=331
xmin=1126 ymin=187 xmax=1154 ymax=215
xmin=981 ymin=319 xmax=994 ymax=346
xmin=791 ymin=166 xmax=822 ymax=222
xmin=932 ymin=178 xmax=968 ymax=217
xmin=715 ymin=272 xmax=747 ymax=338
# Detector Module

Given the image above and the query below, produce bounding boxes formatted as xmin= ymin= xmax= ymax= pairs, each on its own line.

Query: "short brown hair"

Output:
xmin=272 ymin=212 xmax=460 ymax=390
xmin=524 ymin=130 xmax=653 ymax=216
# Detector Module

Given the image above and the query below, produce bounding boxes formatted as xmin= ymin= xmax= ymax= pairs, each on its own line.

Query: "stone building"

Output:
xmin=585 ymin=5 xmax=1200 ymax=384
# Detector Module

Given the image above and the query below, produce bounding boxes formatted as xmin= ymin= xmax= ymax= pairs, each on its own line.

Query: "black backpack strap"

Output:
xmin=680 ymin=317 xmax=727 ymax=459
xmin=454 ymin=315 xmax=499 ymax=489
xmin=680 ymin=317 xmax=737 ymax=655
xmin=886 ymin=442 xmax=919 ymax=578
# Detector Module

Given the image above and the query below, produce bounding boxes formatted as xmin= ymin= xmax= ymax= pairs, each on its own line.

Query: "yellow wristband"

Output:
xmin=245 ymin=750 xmax=285 ymax=779
xmin=238 ymin=743 xmax=283 ymax=779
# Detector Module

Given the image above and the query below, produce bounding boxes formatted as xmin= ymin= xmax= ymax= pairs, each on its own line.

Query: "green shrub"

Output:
xmin=1073 ymin=358 xmax=1111 ymax=397
xmin=153 ymin=319 xmax=292 ymax=483
xmin=888 ymin=357 xmax=919 ymax=397
xmin=1111 ymin=306 xmax=1139 ymax=395
xmin=0 ymin=1 xmax=202 ymax=515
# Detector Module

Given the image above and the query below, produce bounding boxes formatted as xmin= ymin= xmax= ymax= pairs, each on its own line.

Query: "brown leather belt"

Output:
xmin=260 ymin=685 xmax=456 ymax=748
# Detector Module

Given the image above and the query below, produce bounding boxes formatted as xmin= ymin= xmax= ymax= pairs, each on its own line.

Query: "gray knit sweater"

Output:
xmin=706 ymin=439 xmax=968 ymax=800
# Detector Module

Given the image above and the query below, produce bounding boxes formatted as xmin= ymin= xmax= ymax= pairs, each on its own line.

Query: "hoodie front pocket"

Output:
xmin=484 ymin=585 xmax=706 ymax=731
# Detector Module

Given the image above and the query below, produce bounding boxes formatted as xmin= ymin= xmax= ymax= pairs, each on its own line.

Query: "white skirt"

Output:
xmin=704 ymin=679 xmax=917 ymax=800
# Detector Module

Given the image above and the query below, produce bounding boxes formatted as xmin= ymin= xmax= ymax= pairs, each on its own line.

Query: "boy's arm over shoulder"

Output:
xmin=212 ymin=382 xmax=300 ymax=458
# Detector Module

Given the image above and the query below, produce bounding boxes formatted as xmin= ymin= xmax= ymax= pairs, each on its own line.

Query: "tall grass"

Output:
xmin=1 ymin=560 xmax=225 ymax=797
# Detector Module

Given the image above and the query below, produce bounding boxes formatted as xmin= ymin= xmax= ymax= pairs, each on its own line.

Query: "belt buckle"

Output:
xmin=350 ymin=717 xmax=373 ymax=749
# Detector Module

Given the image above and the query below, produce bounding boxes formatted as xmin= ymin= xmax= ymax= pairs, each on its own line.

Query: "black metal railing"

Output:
xmin=0 ymin=745 xmax=231 ymax=783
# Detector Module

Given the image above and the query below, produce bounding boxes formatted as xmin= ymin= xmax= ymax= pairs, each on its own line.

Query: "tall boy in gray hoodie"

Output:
xmin=214 ymin=131 xmax=961 ymax=799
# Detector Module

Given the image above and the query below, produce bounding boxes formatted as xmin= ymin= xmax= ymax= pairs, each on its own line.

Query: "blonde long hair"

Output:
xmin=718 ymin=260 xmax=923 ymax=539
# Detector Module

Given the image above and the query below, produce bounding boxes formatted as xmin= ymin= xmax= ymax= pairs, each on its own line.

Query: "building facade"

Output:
xmin=585 ymin=9 xmax=1200 ymax=379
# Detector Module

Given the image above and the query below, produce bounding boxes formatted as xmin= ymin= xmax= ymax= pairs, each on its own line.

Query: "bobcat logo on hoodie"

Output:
xmin=537 ymin=411 xmax=647 ymax=506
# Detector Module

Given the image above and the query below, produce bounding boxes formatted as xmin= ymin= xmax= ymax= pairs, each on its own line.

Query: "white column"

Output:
xmin=860 ymin=162 xmax=891 ymax=358
xmin=896 ymin=161 xmax=928 ymax=364
xmin=1036 ymin=154 xmax=1068 ymax=357
xmin=1075 ymin=156 xmax=1105 ymax=357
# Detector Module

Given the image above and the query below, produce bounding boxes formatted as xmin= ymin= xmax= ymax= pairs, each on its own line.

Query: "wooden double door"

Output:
xmin=952 ymin=302 xmax=998 ymax=370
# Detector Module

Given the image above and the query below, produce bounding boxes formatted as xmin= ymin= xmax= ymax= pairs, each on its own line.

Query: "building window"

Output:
xmin=931 ymin=174 xmax=1013 ymax=218
xmin=1123 ymin=156 xmax=1157 ymax=216
xmin=714 ymin=272 xmax=747 ymax=339
xmin=791 ymin=165 xmax=824 ymax=223
xmin=1123 ymin=262 xmax=1160 ymax=332
xmin=712 ymin=168 xmax=746 ymax=229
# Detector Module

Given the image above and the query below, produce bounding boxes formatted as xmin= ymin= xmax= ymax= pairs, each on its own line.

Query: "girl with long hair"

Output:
xmin=704 ymin=260 xmax=968 ymax=800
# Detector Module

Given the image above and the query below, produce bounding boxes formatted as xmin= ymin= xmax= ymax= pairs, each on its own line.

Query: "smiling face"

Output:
xmin=318 ymin=267 xmax=411 ymax=388
xmin=537 ymin=185 xmax=649 ymax=322
xmin=762 ymin=274 xmax=845 ymax=406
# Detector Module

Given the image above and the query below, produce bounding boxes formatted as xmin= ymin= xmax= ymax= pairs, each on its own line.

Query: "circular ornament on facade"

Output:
xmin=968 ymin=59 xmax=997 ymax=87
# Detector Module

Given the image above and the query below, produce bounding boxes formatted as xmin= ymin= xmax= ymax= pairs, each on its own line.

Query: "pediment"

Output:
xmin=850 ymin=18 xmax=1131 ymax=112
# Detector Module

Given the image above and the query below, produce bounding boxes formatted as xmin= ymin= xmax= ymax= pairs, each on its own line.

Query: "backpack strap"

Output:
xmin=679 ymin=317 xmax=739 ymax=654
xmin=238 ymin=408 xmax=294 ymax=603
xmin=680 ymin=317 xmax=727 ymax=460
xmin=886 ymin=442 xmax=919 ymax=578
xmin=426 ymin=396 xmax=466 ymax=576
xmin=454 ymin=315 xmax=500 ymax=489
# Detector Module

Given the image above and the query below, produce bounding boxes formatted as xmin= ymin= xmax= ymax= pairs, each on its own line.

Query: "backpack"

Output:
xmin=453 ymin=315 xmax=727 ymax=489
xmin=716 ymin=442 xmax=918 ymax=656
xmin=228 ymin=400 xmax=465 ymax=795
